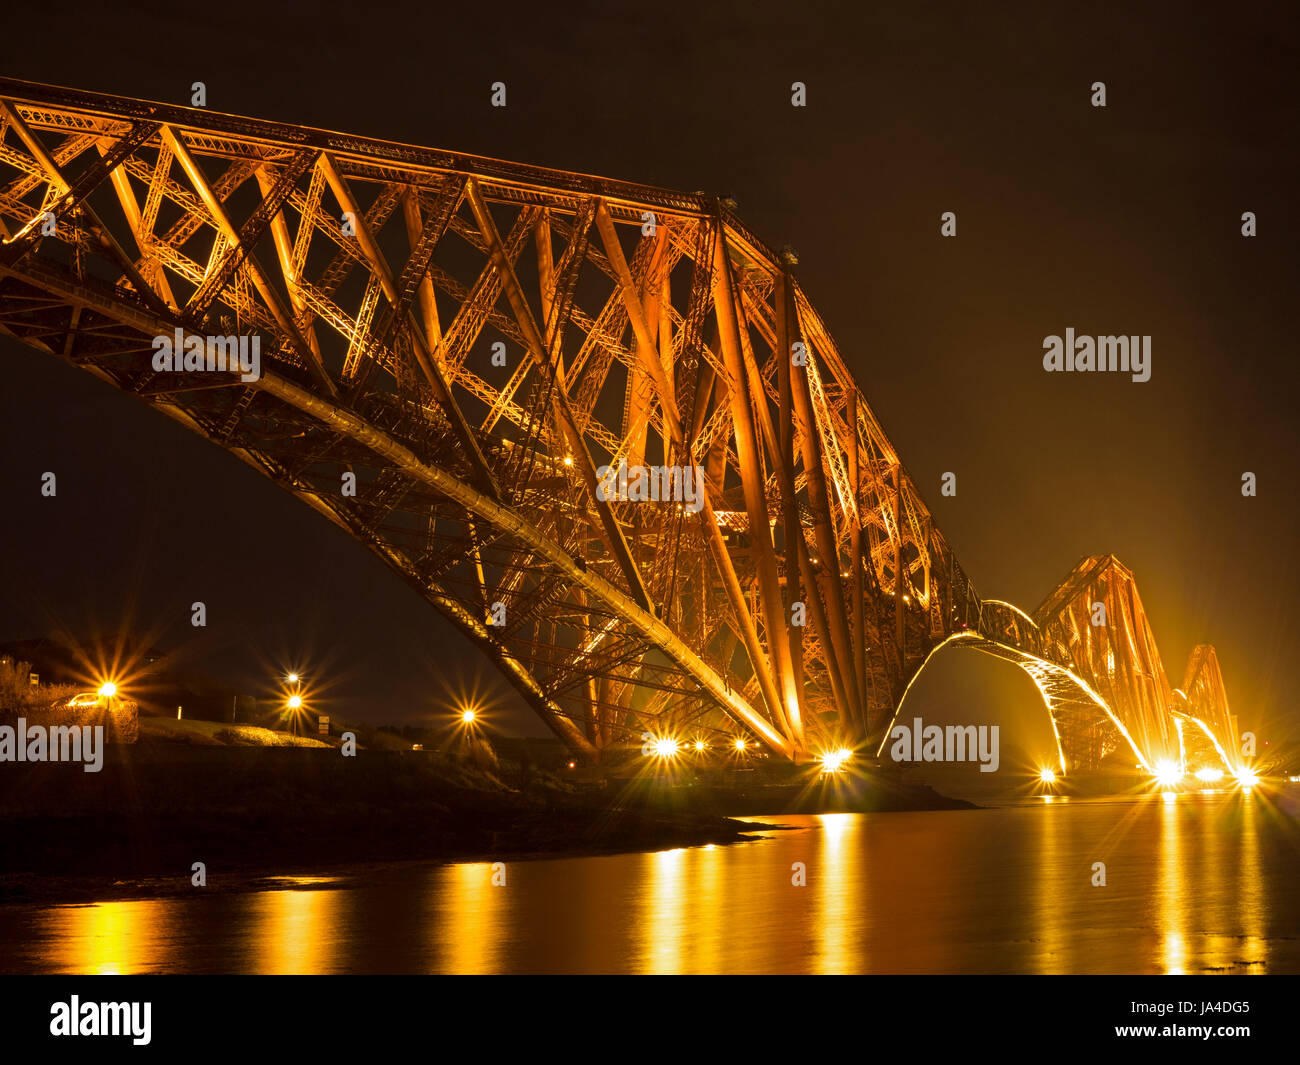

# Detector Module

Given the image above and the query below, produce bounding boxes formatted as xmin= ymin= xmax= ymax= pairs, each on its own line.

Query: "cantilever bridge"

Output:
xmin=0 ymin=79 xmax=1240 ymax=774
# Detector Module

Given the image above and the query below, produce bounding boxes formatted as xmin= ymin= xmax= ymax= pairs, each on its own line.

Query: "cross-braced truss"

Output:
xmin=1172 ymin=645 xmax=1240 ymax=773
xmin=0 ymin=79 xmax=1240 ymax=768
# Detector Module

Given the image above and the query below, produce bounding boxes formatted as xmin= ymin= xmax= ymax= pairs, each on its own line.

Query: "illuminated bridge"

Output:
xmin=0 ymin=79 xmax=1241 ymax=775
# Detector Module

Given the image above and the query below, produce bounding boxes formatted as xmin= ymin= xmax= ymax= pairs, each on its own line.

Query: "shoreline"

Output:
xmin=0 ymin=745 xmax=975 ymax=906
xmin=0 ymin=821 xmax=790 ymax=907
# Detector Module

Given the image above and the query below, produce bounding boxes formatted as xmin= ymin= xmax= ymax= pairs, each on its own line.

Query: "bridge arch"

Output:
xmin=875 ymin=628 xmax=1150 ymax=775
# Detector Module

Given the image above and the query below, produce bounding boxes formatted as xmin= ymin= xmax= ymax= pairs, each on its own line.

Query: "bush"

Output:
xmin=0 ymin=658 xmax=138 ymax=742
xmin=0 ymin=658 xmax=80 ymax=715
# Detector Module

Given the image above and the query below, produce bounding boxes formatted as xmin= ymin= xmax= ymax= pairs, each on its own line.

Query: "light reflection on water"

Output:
xmin=4 ymin=791 xmax=1297 ymax=974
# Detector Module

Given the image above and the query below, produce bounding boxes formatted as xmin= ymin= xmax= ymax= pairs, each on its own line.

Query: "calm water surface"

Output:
xmin=4 ymin=790 xmax=1298 ymax=974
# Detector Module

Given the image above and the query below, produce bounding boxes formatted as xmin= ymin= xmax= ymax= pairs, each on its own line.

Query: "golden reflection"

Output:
xmin=15 ymin=795 xmax=1290 ymax=975
xmin=250 ymin=885 xmax=342 ymax=973
xmin=433 ymin=862 xmax=508 ymax=974
xmin=639 ymin=848 xmax=687 ymax=974
xmin=1032 ymin=796 xmax=1067 ymax=973
xmin=42 ymin=900 xmax=171 ymax=974
xmin=1236 ymin=792 xmax=1268 ymax=971
xmin=1157 ymin=794 xmax=1185 ymax=974
xmin=684 ymin=845 xmax=723 ymax=973
xmin=1152 ymin=791 xmax=1271 ymax=974
xmin=813 ymin=813 xmax=863 ymax=974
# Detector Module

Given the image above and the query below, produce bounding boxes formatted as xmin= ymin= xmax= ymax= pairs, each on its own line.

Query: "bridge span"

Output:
xmin=0 ymin=78 xmax=1240 ymax=775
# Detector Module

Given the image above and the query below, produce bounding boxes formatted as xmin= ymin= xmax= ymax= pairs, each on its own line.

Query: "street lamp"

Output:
xmin=819 ymin=748 xmax=852 ymax=773
xmin=285 ymin=692 xmax=304 ymax=735
xmin=650 ymin=736 xmax=680 ymax=760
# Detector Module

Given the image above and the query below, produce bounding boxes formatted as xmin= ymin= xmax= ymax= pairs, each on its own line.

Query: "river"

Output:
xmin=2 ymin=790 xmax=1297 ymax=974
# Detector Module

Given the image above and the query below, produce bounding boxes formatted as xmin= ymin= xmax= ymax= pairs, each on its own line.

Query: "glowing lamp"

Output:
xmin=652 ymin=736 xmax=679 ymax=759
xmin=820 ymin=749 xmax=851 ymax=772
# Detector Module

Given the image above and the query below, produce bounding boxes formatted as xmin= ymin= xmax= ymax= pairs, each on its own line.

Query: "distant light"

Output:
xmin=97 ymin=682 xmax=117 ymax=698
xmin=461 ymin=709 xmax=477 ymax=724
xmin=1235 ymin=767 xmax=1260 ymax=788
xmin=651 ymin=736 xmax=679 ymax=759
xmin=1154 ymin=760 xmax=1183 ymax=787
xmin=563 ymin=455 xmax=574 ymax=467
xmin=287 ymin=694 xmax=303 ymax=710
xmin=1039 ymin=767 xmax=1056 ymax=784
xmin=287 ymin=673 xmax=300 ymax=684
xmin=820 ymin=749 xmax=851 ymax=773
xmin=567 ymin=761 xmax=575 ymax=769
xmin=1193 ymin=767 xmax=1224 ymax=783
xmin=694 ymin=740 xmax=706 ymax=752
xmin=733 ymin=738 xmax=747 ymax=752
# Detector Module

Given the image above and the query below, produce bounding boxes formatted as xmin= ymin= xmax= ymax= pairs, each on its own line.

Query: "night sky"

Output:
xmin=0 ymin=2 xmax=1295 ymax=749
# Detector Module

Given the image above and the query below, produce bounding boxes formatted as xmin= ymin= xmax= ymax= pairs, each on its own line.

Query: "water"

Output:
xmin=3 ymin=790 xmax=1297 ymax=974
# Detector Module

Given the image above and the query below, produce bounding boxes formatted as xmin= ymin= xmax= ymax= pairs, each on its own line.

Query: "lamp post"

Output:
xmin=282 ymin=670 xmax=306 ymax=736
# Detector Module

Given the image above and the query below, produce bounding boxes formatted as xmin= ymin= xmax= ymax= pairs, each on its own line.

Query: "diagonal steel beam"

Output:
xmin=160 ymin=125 xmax=337 ymax=397
xmin=318 ymin=154 xmax=500 ymax=500
xmin=464 ymin=177 xmax=654 ymax=614
xmin=0 ymin=104 xmax=169 ymax=319
xmin=99 ymin=140 xmax=177 ymax=310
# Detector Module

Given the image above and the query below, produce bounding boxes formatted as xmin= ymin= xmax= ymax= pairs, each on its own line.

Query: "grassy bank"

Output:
xmin=137 ymin=715 xmax=333 ymax=747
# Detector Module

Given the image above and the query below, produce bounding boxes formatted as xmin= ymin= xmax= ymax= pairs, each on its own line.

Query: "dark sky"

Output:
xmin=0 ymin=1 xmax=1295 ymax=746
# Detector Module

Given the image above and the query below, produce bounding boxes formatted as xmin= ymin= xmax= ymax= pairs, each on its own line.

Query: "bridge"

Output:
xmin=0 ymin=78 xmax=1241 ymax=777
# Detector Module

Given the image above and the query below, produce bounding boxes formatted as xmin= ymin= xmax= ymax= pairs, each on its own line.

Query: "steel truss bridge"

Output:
xmin=0 ymin=79 xmax=1240 ymax=774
